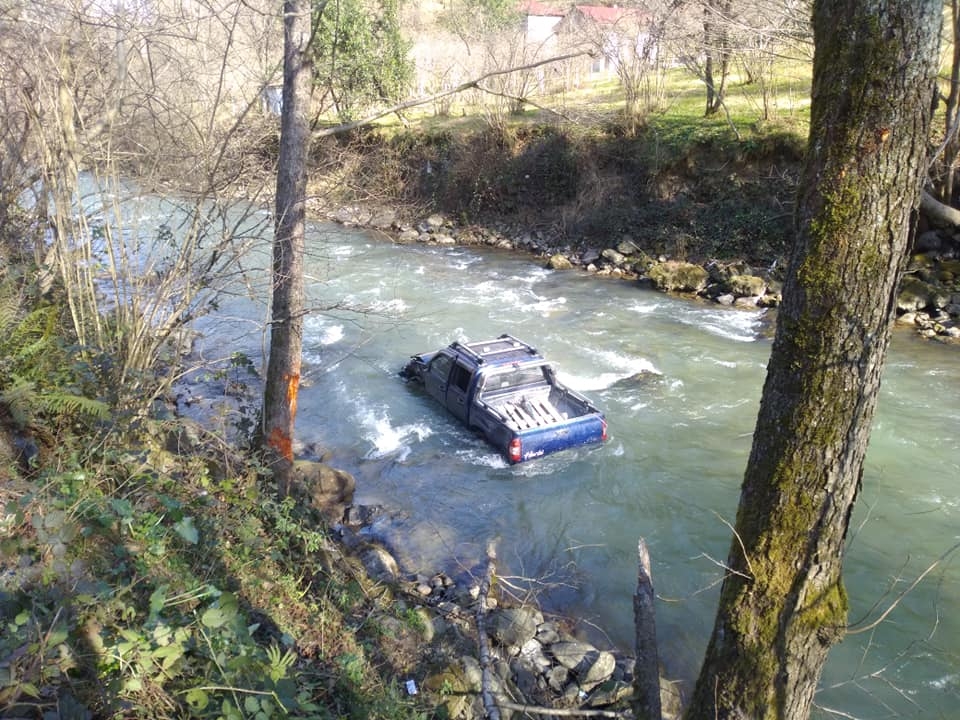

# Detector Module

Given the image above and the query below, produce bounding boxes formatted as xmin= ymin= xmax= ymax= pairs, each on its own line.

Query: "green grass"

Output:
xmin=369 ymin=55 xmax=814 ymax=151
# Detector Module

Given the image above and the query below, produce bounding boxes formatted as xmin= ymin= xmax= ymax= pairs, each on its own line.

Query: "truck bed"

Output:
xmin=482 ymin=386 xmax=585 ymax=431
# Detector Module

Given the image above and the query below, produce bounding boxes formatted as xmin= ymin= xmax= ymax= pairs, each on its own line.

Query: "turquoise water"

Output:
xmin=193 ymin=221 xmax=959 ymax=718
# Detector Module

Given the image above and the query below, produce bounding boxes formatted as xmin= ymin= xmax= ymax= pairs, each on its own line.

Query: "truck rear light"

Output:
xmin=601 ymin=418 xmax=608 ymax=441
xmin=508 ymin=438 xmax=522 ymax=463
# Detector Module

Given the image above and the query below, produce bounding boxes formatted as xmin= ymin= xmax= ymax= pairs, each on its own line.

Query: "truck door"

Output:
xmin=446 ymin=361 xmax=474 ymax=424
xmin=423 ymin=352 xmax=454 ymax=403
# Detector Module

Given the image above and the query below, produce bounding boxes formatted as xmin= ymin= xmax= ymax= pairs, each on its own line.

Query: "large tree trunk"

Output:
xmin=686 ymin=2 xmax=941 ymax=719
xmin=262 ymin=0 xmax=312 ymax=497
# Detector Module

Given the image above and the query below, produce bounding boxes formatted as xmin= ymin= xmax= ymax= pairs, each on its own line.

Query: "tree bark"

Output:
xmin=262 ymin=0 xmax=312 ymax=497
xmin=686 ymin=2 xmax=941 ymax=719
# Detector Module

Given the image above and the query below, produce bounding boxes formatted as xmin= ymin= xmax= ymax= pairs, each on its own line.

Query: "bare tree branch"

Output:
xmin=847 ymin=541 xmax=960 ymax=635
xmin=314 ymin=50 xmax=593 ymax=137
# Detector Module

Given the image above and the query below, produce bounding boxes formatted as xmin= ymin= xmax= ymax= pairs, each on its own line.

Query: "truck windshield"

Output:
xmin=488 ymin=365 xmax=548 ymax=390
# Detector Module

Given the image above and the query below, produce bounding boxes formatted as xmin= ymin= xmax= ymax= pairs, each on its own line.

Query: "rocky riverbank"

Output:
xmin=173 ymin=376 xmax=672 ymax=719
xmin=288 ymin=457 xmax=682 ymax=720
xmin=168 ymin=197 xmax=960 ymax=720
xmin=322 ymin=203 xmax=960 ymax=344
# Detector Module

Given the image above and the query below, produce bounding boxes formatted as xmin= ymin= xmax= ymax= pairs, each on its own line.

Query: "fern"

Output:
xmin=0 ymin=376 xmax=36 ymax=428
xmin=0 ymin=302 xmax=60 ymax=379
xmin=1 ymin=375 xmax=110 ymax=428
xmin=0 ymin=292 xmax=17 ymax=334
xmin=39 ymin=392 xmax=111 ymax=421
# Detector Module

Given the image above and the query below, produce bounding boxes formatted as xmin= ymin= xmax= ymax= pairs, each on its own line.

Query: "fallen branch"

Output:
xmin=920 ymin=189 xmax=960 ymax=228
xmin=473 ymin=82 xmax=576 ymax=122
xmin=314 ymin=50 xmax=594 ymax=138
xmin=632 ymin=538 xmax=663 ymax=720
xmin=476 ymin=540 xmax=501 ymax=720
xmin=497 ymin=699 xmax=627 ymax=717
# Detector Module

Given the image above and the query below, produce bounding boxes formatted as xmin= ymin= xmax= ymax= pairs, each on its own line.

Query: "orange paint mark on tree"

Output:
xmin=286 ymin=372 xmax=300 ymax=418
xmin=267 ymin=427 xmax=293 ymax=461
xmin=265 ymin=372 xmax=300 ymax=463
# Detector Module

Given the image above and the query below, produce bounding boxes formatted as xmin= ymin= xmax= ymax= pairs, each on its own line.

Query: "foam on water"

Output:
xmin=677 ymin=307 xmax=767 ymax=343
xmin=369 ymin=297 xmax=408 ymax=314
xmin=557 ymin=348 xmax=662 ymax=393
xmin=510 ymin=266 xmax=553 ymax=284
xmin=928 ymin=674 xmax=960 ymax=690
xmin=454 ymin=447 xmax=509 ymax=468
xmin=303 ymin=317 xmax=345 ymax=346
xmin=358 ymin=406 xmax=433 ymax=461
xmin=627 ymin=299 xmax=665 ymax=315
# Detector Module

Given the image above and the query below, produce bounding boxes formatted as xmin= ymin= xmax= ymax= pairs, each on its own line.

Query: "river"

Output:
xmin=190 ymin=215 xmax=959 ymax=719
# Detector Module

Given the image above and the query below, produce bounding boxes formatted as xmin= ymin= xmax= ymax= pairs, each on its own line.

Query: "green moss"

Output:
xmin=795 ymin=579 xmax=848 ymax=637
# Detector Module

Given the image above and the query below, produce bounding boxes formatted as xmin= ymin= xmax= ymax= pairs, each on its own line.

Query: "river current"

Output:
xmin=190 ymin=215 xmax=959 ymax=719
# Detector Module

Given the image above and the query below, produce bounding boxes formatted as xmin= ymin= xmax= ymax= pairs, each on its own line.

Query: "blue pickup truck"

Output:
xmin=400 ymin=334 xmax=607 ymax=463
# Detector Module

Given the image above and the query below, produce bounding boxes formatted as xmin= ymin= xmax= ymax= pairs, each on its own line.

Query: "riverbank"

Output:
xmin=290 ymin=123 xmax=960 ymax=344
xmin=319 ymin=200 xmax=960 ymax=344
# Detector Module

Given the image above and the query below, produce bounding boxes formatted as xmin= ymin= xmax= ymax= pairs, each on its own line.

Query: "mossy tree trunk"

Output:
xmin=686 ymin=2 xmax=941 ymax=719
xmin=263 ymin=0 xmax=313 ymax=497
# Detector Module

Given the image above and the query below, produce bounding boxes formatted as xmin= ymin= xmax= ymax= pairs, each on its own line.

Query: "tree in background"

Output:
xmin=733 ymin=0 xmax=812 ymax=120
xmin=312 ymin=0 xmax=413 ymax=121
xmin=438 ymin=0 xmax=519 ymax=46
xmin=686 ymin=1 xmax=941 ymax=718
xmin=671 ymin=0 xmax=812 ymax=122
xmin=931 ymin=0 xmax=960 ymax=206
xmin=436 ymin=0 xmax=533 ymax=123
xmin=691 ymin=0 xmax=733 ymax=116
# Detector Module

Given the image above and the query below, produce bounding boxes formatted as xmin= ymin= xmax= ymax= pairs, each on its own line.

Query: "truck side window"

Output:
xmin=450 ymin=363 xmax=472 ymax=392
xmin=429 ymin=354 xmax=453 ymax=383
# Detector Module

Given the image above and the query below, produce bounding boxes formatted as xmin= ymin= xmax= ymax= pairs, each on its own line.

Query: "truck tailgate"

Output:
xmin=513 ymin=415 xmax=606 ymax=462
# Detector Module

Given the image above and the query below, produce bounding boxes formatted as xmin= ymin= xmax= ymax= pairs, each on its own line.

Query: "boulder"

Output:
xmin=368 ymin=208 xmax=397 ymax=230
xmin=581 ymin=248 xmax=601 ymax=265
xmin=550 ymin=641 xmax=616 ymax=688
xmin=647 ymin=261 xmax=709 ymax=293
xmin=601 ymin=248 xmax=625 ymax=266
xmin=358 ymin=542 xmax=400 ymax=583
xmin=897 ymin=277 xmax=935 ymax=312
xmin=547 ymin=254 xmax=574 ymax=270
xmin=414 ymin=214 xmax=447 ymax=233
xmin=488 ymin=606 xmax=542 ymax=650
xmin=727 ymin=273 xmax=767 ymax=297
xmin=293 ymin=460 xmax=356 ymax=520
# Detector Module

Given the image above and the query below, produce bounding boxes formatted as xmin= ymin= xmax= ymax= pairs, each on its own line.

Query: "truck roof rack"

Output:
xmin=453 ymin=334 xmax=539 ymax=364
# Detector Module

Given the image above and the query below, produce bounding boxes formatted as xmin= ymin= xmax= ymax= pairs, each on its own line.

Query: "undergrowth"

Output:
xmin=0 ymin=274 xmax=433 ymax=719
xmin=320 ymin=120 xmax=802 ymax=266
xmin=1 ymin=424 xmax=433 ymax=719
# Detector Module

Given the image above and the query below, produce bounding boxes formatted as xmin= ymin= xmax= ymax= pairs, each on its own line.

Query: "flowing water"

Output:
xmin=189 ymin=216 xmax=959 ymax=719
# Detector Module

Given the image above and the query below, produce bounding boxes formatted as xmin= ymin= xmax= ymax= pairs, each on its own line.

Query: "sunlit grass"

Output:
xmin=367 ymin=54 xmax=814 ymax=151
